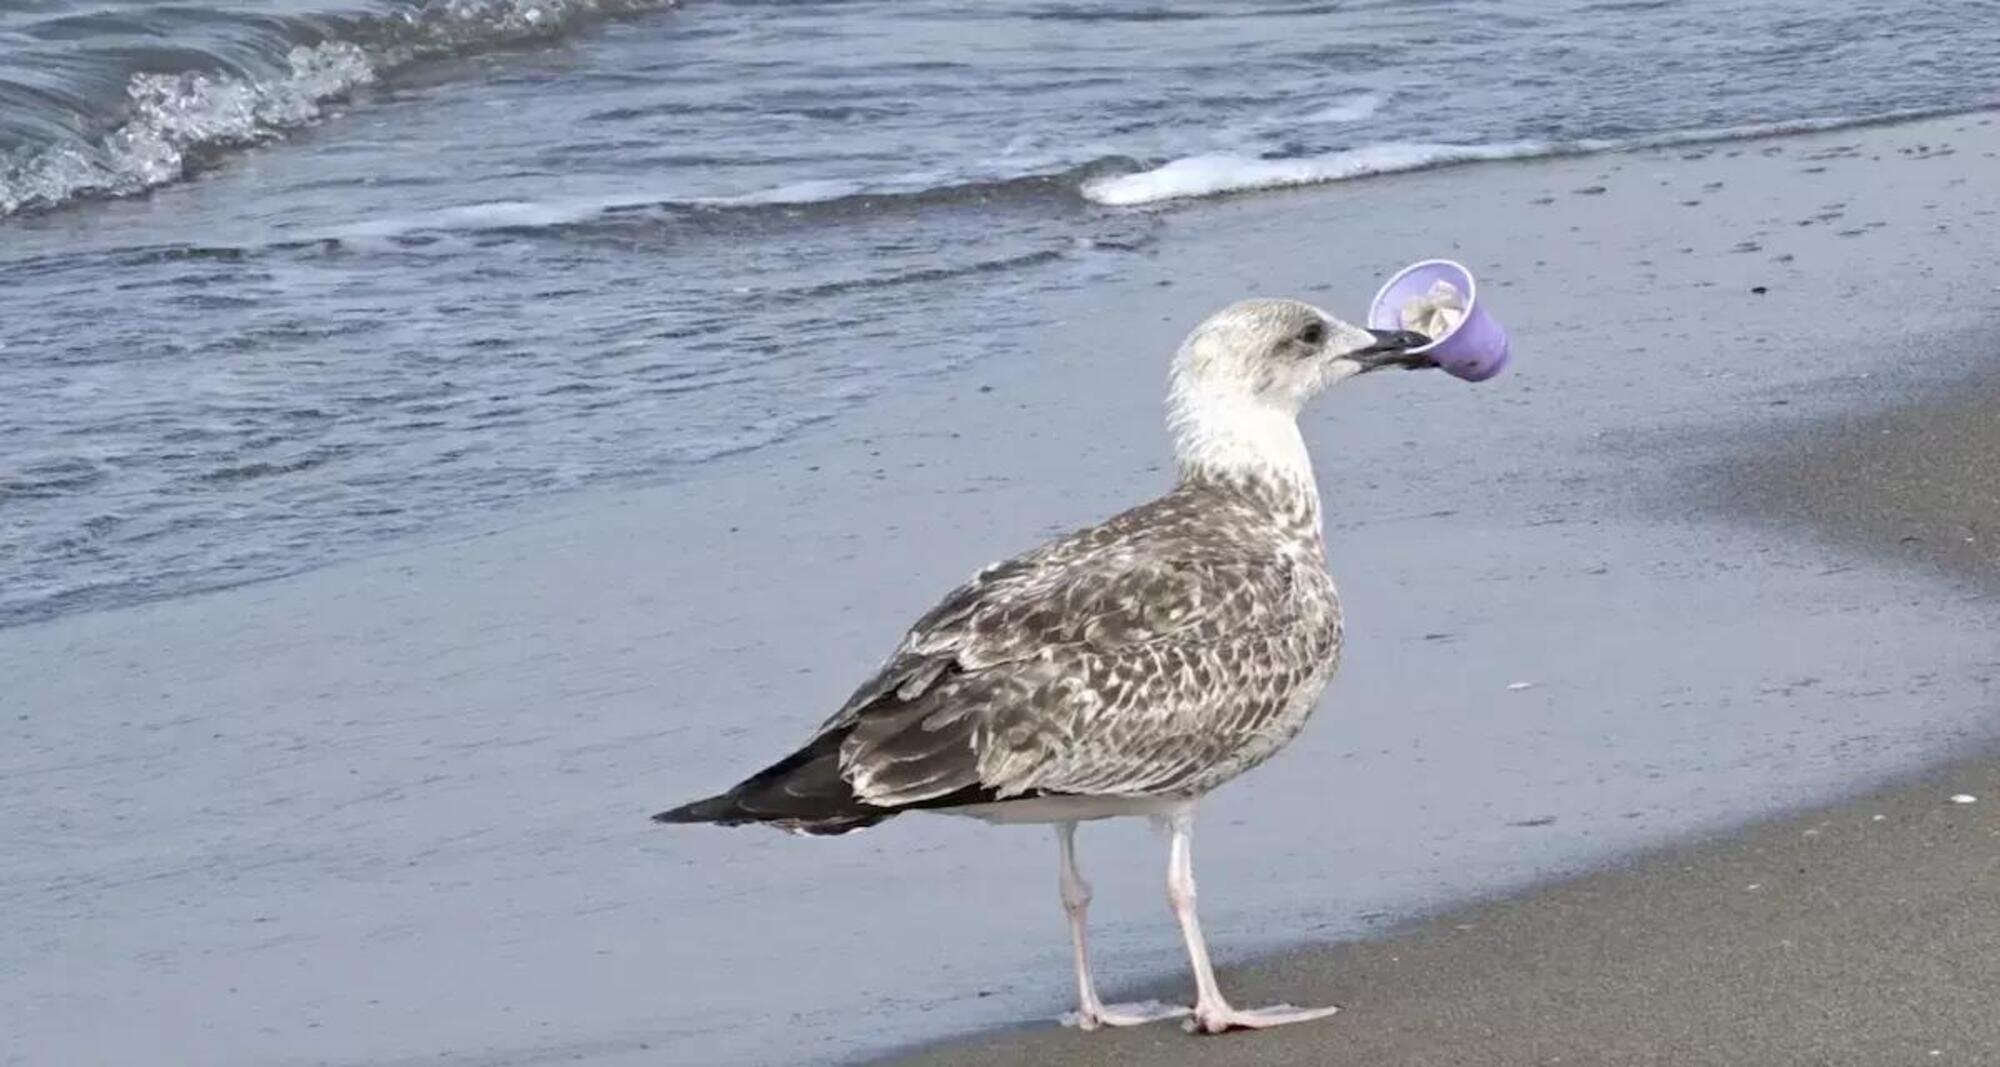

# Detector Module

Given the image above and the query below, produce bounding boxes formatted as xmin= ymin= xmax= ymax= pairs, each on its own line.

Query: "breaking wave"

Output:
xmin=0 ymin=0 xmax=679 ymax=216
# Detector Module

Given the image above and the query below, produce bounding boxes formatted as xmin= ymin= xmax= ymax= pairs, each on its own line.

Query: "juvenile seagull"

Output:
xmin=656 ymin=300 xmax=1436 ymax=1033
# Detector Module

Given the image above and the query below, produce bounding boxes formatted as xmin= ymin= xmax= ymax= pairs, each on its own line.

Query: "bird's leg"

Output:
xmin=1055 ymin=821 xmax=1189 ymax=1030
xmin=1164 ymin=806 xmax=1341 ymax=1034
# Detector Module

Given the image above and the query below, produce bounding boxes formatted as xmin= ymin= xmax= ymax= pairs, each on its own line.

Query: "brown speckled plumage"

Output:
xmin=658 ymin=471 xmax=1339 ymax=834
xmin=861 ymin=467 xmax=1337 ymax=794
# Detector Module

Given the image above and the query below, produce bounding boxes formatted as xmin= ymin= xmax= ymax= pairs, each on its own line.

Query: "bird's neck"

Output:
xmin=1167 ymin=383 xmax=1321 ymax=515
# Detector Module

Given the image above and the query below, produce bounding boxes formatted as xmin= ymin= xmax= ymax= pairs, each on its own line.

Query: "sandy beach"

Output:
xmin=8 ymin=109 xmax=2000 ymax=1067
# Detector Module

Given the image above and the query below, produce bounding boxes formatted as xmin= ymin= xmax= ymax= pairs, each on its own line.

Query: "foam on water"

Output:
xmin=1296 ymin=93 xmax=1385 ymax=125
xmin=0 ymin=43 xmax=378 ymax=216
xmin=1084 ymin=105 xmax=1995 ymax=207
xmin=1084 ymin=140 xmax=1550 ymax=206
xmin=0 ymin=0 xmax=679 ymax=216
xmin=325 ymin=196 xmax=641 ymax=240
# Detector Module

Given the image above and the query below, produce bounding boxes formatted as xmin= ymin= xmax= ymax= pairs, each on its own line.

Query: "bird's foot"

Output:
xmin=1184 ymin=1002 xmax=1340 ymax=1034
xmin=1061 ymin=1000 xmax=1191 ymax=1030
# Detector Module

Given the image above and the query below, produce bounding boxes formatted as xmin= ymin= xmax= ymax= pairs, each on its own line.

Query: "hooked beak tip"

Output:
xmin=1352 ymin=329 xmax=1437 ymax=370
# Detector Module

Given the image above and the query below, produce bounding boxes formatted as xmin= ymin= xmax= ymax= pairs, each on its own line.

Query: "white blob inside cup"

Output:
xmin=1367 ymin=259 xmax=1511 ymax=382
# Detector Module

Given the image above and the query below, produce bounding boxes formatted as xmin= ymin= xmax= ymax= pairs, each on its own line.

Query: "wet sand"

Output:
xmin=1730 ymin=382 xmax=2000 ymax=585
xmin=881 ymin=758 xmax=2000 ymax=1067
xmin=9 ymin=113 xmax=2000 ymax=1066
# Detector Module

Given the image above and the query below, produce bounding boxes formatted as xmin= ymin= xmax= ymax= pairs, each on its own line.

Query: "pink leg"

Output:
xmin=1164 ymin=806 xmax=1341 ymax=1034
xmin=1054 ymin=822 xmax=1189 ymax=1030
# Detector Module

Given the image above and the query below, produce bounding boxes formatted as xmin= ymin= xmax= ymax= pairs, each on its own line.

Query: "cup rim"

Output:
xmin=1369 ymin=258 xmax=1478 ymax=354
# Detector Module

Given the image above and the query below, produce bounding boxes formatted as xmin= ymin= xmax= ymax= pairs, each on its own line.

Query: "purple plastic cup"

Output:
xmin=1367 ymin=259 xmax=1510 ymax=382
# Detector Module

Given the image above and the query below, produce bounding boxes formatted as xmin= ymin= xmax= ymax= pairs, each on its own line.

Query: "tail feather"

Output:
xmin=651 ymin=792 xmax=755 ymax=825
xmin=651 ymin=729 xmax=893 ymax=836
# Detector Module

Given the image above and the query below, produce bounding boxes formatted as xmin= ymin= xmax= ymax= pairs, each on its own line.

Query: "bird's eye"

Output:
xmin=1298 ymin=322 xmax=1325 ymax=346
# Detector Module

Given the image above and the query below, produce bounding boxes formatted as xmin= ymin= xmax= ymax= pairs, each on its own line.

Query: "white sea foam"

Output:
xmin=322 ymin=171 xmax=966 ymax=242
xmin=323 ymin=183 xmax=873 ymax=242
xmin=1082 ymin=105 xmax=1985 ymax=207
xmin=1297 ymin=93 xmax=1384 ymax=125
xmin=1082 ymin=141 xmax=1549 ymax=206
xmin=328 ymin=197 xmax=637 ymax=240
xmin=0 ymin=43 xmax=378 ymax=216
xmin=715 ymin=177 xmax=877 ymax=206
xmin=0 ymin=0 xmax=681 ymax=217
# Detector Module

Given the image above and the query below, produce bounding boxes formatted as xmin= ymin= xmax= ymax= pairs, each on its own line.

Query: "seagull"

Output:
xmin=655 ymin=299 xmax=1437 ymax=1033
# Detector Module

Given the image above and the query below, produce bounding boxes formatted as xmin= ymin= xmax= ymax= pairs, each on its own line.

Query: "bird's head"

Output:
xmin=1164 ymin=298 xmax=1435 ymax=488
xmin=1169 ymin=298 xmax=1433 ymax=415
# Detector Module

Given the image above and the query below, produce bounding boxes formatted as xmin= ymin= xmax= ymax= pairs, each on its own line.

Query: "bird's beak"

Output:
xmin=1348 ymin=329 xmax=1436 ymax=372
